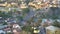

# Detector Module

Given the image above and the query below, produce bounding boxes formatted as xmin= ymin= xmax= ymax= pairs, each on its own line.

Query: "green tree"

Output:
xmin=22 ymin=8 xmax=30 ymax=13
xmin=3 ymin=22 xmax=8 ymax=25
xmin=22 ymin=8 xmax=30 ymax=17
xmin=52 ymin=15 xmax=58 ymax=19
xmin=52 ymin=20 xmax=60 ymax=28
xmin=22 ymin=25 xmax=33 ymax=34
xmin=0 ymin=11 xmax=12 ymax=19
xmin=16 ymin=16 xmax=23 ymax=21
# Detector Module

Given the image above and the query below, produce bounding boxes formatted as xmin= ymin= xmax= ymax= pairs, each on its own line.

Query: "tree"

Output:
xmin=0 ymin=11 xmax=13 ymax=18
xmin=22 ymin=8 xmax=30 ymax=13
xmin=22 ymin=24 xmax=33 ymax=34
xmin=16 ymin=16 xmax=23 ymax=21
xmin=51 ymin=15 xmax=58 ymax=19
xmin=52 ymin=20 xmax=60 ymax=28
xmin=22 ymin=8 xmax=30 ymax=17
xmin=3 ymin=22 xmax=8 ymax=25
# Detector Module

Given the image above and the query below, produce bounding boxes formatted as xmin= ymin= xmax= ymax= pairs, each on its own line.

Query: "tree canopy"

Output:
xmin=52 ymin=20 xmax=60 ymax=28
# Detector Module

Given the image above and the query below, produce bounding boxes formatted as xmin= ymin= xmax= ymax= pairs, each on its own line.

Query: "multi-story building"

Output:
xmin=0 ymin=1 xmax=7 ymax=7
